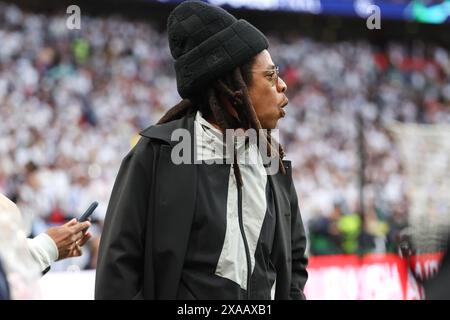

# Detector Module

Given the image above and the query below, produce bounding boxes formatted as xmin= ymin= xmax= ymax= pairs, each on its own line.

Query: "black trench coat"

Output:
xmin=94 ymin=114 xmax=308 ymax=299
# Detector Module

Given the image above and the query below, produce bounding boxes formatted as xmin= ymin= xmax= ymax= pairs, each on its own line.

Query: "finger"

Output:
xmin=69 ymin=242 xmax=76 ymax=252
xmin=69 ymin=221 xmax=92 ymax=234
xmin=71 ymin=231 xmax=84 ymax=242
xmin=68 ymin=247 xmax=81 ymax=258
xmin=74 ymin=246 xmax=82 ymax=257
xmin=78 ymin=232 xmax=92 ymax=247
xmin=65 ymin=218 xmax=78 ymax=227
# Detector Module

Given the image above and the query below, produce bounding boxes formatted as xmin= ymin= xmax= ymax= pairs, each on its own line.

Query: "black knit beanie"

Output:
xmin=167 ymin=0 xmax=269 ymax=99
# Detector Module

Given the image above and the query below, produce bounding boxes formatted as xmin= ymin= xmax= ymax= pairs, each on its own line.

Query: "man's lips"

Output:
xmin=279 ymin=98 xmax=289 ymax=117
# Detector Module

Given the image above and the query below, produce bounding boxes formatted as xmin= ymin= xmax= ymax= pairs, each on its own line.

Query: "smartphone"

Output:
xmin=78 ymin=201 xmax=98 ymax=222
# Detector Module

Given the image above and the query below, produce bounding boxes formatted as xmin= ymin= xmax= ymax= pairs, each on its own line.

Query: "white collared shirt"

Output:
xmin=193 ymin=111 xmax=270 ymax=291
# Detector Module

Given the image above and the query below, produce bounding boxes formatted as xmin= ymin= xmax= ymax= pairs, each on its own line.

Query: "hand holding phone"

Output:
xmin=78 ymin=201 xmax=98 ymax=222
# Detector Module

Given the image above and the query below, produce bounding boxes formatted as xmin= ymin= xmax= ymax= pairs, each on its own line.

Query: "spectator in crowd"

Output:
xmin=424 ymin=236 xmax=450 ymax=299
xmin=0 ymin=192 xmax=91 ymax=298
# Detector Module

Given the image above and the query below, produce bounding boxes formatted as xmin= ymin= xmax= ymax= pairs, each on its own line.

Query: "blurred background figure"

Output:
xmin=0 ymin=258 xmax=10 ymax=300
xmin=0 ymin=193 xmax=91 ymax=299
xmin=424 ymin=237 xmax=450 ymax=299
xmin=0 ymin=0 xmax=449 ymax=299
xmin=0 ymin=193 xmax=43 ymax=299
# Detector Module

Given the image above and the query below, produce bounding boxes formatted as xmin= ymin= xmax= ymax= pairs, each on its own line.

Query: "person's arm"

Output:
xmin=26 ymin=233 xmax=57 ymax=274
xmin=95 ymin=138 xmax=154 ymax=300
xmin=289 ymin=181 xmax=308 ymax=300
xmin=27 ymin=219 xmax=91 ymax=274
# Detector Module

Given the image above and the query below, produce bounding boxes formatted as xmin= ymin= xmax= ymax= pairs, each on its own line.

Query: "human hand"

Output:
xmin=46 ymin=218 xmax=92 ymax=260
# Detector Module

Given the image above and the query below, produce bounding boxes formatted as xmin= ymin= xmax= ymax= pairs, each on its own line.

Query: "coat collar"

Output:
xmin=139 ymin=113 xmax=292 ymax=169
xmin=139 ymin=113 xmax=196 ymax=147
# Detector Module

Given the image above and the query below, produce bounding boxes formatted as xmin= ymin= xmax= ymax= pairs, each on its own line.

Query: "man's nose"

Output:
xmin=277 ymin=76 xmax=287 ymax=93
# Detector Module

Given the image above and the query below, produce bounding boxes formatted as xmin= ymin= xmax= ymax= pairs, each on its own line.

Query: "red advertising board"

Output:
xmin=304 ymin=253 xmax=444 ymax=300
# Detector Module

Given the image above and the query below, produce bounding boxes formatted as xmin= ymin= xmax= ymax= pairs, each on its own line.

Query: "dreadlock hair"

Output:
xmin=157 ymin=57 xmax=286 ymax=187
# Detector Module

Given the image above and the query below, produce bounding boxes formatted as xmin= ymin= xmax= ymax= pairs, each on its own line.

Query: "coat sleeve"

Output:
xmin=26 ymin=233 xmax=58 ymax=273
xmin=289 ymin=181 xmax=309 ymax=300
xmin=95 ymin=138 xmax=154 ymax=299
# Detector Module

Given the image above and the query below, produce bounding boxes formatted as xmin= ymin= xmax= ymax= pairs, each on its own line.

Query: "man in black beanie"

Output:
xmin=95 ymin=0 xmax=308 ymax=300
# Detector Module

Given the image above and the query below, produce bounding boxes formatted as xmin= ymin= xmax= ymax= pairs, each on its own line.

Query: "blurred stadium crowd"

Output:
xmin=1 ymin=3 xmax=449 ymax=270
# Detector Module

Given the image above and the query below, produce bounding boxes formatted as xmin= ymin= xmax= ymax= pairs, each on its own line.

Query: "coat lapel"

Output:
xmin=269 ymin=161 xmax=293 ymax=299
xmin=153 ymin=145 xmax=198 ymax=298
xmin=141 ymin=114 xmax=198 ymax=299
